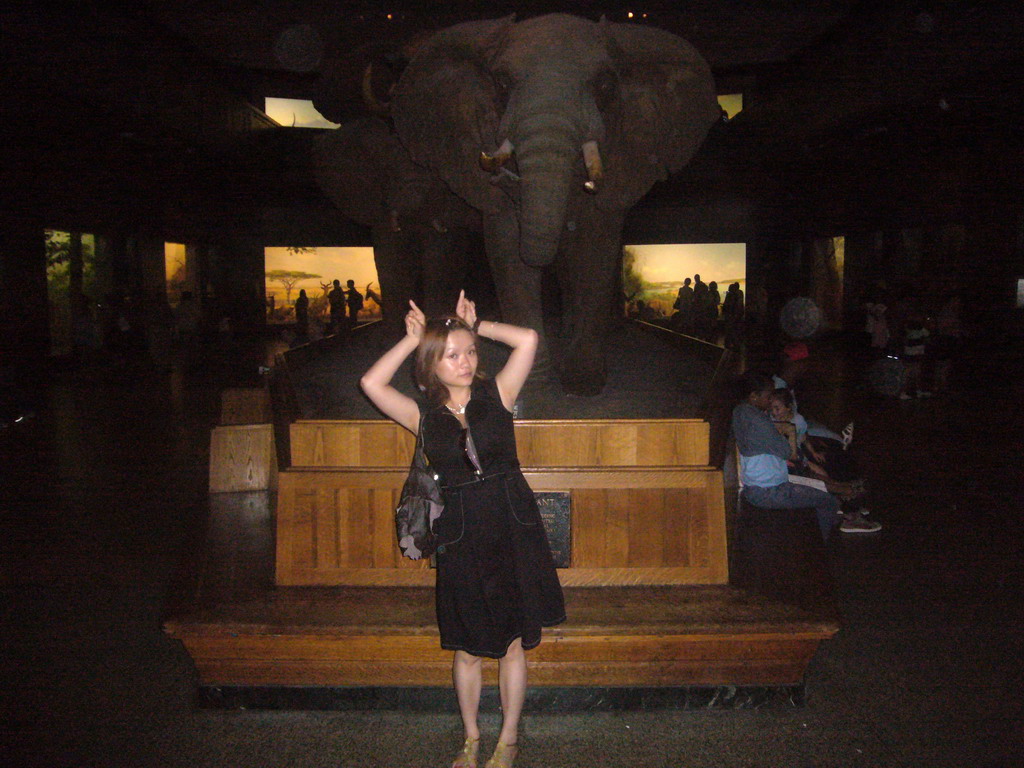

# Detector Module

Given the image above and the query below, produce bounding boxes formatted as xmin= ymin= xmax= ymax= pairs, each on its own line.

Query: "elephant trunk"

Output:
xmin=512 ymin=116 xmax=580 ymax=268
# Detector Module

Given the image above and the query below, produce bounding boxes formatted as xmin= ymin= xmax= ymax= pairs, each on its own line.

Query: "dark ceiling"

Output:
xmin=138 ymin=0 xmax=860 ymax=74
xmin=135 ymin=0 xmax=1024 ymax=222
xmin=6 ymin=1 xmax=1023 ymax=234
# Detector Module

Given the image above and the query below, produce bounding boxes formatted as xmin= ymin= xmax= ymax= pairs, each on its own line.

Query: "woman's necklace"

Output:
xmin=445 ymin=399 xmax=469 ymax=415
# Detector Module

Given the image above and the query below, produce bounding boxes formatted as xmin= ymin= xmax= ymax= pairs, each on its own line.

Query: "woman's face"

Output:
xmin=433 ymin=329 xmax=477 ymax=391
xmin=769 ymin=397 xmax=792 ymax=421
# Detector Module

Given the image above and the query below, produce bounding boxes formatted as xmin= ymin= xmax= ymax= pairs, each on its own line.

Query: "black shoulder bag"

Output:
xmin=395 ymin=412 xmax=444 ymax=560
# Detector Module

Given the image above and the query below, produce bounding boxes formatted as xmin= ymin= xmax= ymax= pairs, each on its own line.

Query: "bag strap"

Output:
xmin=413 ymin=409 xmax=431 ymax=472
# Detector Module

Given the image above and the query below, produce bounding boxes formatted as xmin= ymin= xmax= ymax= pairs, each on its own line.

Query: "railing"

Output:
xmin=633 ymin=321 xmax=739 ymax=469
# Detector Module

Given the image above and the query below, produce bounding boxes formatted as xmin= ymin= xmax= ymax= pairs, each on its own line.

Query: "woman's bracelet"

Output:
xmin=473 ymin=318 xmax=484 ymax=334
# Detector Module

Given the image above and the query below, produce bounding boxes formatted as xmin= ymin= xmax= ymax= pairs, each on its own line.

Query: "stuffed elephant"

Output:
xmin=311 ymin=117 xmax=482 ymax=328
xmin=390 ymin=13 xmax=719 ymax=395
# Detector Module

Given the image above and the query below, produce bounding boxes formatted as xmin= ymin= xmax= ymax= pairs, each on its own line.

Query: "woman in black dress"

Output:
xmin=361 ymin=291 xmax=565 ymax=768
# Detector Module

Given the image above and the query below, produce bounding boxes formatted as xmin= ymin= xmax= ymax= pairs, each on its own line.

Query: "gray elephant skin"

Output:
xmin=390 ymin=13 xmax=718 ymax=395
xmin=311 ymin=117 xmax=482 ymax=329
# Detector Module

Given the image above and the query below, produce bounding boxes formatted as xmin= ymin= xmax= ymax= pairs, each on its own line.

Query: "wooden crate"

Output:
xmin=209 ymin=423 xmax=278 ymax=493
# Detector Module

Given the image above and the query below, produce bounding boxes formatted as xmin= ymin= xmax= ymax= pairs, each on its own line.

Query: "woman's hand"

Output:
xmin=455 ymin=289 xmax=477 ymax=329
xmin=405 ymin=300 xmax=426 ymax=339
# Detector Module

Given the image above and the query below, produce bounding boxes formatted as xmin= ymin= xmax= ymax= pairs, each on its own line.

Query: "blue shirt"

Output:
xmin=732 ymin=401 xmax=792 ymax=488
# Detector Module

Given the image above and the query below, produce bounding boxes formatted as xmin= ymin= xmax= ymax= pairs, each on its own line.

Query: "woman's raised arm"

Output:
xmin=455 ymin=290 xmax=538 ymax=412
xmin=359 ymin=301 xmax=424 ymax=434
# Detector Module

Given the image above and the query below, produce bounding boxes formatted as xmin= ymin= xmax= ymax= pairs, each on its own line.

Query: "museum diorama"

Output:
xmin=4 ymin=1 xmax=1022 ymax=709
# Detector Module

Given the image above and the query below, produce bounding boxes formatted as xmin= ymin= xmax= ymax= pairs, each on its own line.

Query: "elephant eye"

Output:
xmin=591 ymin=68 xmax=619 ymax=110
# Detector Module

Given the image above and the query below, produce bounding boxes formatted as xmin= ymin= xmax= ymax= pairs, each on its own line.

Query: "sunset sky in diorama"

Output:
xmin=264 ymin=246 xmax=379 ymax=302
xmin=625 ymin=243 xmax=746 ymax=286
xmin=265 ymin=98 xmax=339 ymax=129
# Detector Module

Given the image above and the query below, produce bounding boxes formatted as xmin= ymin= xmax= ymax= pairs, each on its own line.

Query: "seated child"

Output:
xmin=768 ymin=388 xmax=880 ymax=534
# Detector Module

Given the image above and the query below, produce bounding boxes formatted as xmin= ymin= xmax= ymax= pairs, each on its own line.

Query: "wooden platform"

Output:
xmin=168 ymin=586 xmax=835 ymax=688
xmin=165 ymin=331 xmax=839 ymax=697
xmin=164 ymin=489 xmax=839 ymax=690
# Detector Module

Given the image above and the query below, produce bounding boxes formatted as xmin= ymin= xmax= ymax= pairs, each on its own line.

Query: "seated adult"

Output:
xmin=733 ymin=372 xmax=841 ymax=540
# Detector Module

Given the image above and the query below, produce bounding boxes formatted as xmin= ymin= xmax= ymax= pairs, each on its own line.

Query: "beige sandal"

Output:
xmin=485 ymin=741 xmax=517 ymax=768
xmin=451 ymin=737 xmax=479 ymax=768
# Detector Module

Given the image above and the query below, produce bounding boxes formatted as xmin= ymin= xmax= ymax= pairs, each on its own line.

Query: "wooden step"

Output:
xmin=165 ymin=584 xmax=837 ymax=688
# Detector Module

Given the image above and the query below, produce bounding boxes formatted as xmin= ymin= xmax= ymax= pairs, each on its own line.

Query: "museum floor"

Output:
xmin=1 ymin=325 xmax=1022 ymax=768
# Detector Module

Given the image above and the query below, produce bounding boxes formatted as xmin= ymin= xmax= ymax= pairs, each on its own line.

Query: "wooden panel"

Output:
xmin=626 ymin=488 xmax=659 ymax=566
xmin=662 ymin=488 xmax=694 ymax=568
xmin=290 ymin=419 xmax=709 ymax=469
xmin=344 ymin=488 xmax=373 ymax=568
xmin=209 ymin=424 xmax=277 ymax=493
xmin=558 ymin=567 xmax=729 ymax=586
xmin=371 ymin=488 xmax=399 ymax=568
xmin=275 ymin=466 xmax=729 ymax=586
xmin=315 ymin=487 xmax=339 ymax=569
xmin=289 ymin=421 xmax=416 ymax=468
xmin=276 ymin=567 xmax=434 ymax=587
xmin=516 ymin=421 xmax=710 ymax=467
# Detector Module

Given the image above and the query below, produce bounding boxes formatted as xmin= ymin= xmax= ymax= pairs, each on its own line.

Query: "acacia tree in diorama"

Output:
xmin=621 ymin=246 xmax=645 ymax=317
xmin=265 ymin=269 xmax=322 ymax=306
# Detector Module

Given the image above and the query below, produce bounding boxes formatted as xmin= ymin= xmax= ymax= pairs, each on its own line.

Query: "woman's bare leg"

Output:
xmin=496 ymin=638 xmax=526 ymax=746
xmin=453 ymin=651 xmax=483 ymax=740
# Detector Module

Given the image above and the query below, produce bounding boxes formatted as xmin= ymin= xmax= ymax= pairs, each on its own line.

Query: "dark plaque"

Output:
xmin=534 ymin=491 xmax=571 ymax=568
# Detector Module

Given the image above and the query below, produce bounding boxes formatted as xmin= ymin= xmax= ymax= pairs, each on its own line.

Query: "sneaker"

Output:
xmin=899 ymin=393 xmax=912 ymax=401
xmin=840 ymin=514 xmax=882 ymax=534
xmin=840 ymin=421 xmax=854 ymax=450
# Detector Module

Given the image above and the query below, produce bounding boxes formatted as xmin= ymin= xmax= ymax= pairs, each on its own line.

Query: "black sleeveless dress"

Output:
xmin=421 ymin=378 xmax=566 ymax=658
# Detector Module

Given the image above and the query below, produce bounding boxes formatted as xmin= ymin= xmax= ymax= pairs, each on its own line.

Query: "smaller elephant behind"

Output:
xmin=311 ymin=117 xmax=483 ymax=328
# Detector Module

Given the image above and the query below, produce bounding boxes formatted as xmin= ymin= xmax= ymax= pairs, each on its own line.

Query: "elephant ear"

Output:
xmin=312 ymin=117 xmax=442 ymax=225
xmin=391 ymin=16 xmax=514 ymax=214
xmin=600 ymin=22 xmax=719 ymax=211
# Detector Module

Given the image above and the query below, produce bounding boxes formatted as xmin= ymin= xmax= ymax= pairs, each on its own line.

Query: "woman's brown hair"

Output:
xmin=414 ymin=315 xmax=485 ymax=406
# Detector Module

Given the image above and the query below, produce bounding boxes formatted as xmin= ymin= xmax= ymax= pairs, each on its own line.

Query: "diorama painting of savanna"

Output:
xmin=622 ymin=243 xmax=747 ymax=319
xmin=264 ymin=246 xmax=381 ymax=325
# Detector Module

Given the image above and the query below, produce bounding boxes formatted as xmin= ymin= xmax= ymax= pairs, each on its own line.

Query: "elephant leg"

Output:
xmin=558 ymin=207 xmax=625 ymax=396
xmin=370 ymin=224 xmax=418 ymax=337
xmin=420 ymin=230 xmax=466 ymax=319
xmin=482 ymin=212 xmax=553 ymax=385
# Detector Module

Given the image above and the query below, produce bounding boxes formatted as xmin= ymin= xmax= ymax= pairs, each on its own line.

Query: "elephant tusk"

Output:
xmin=479 ymin=139 xmax=515 ymax=173
xmin=362 ymin=63 xmax=391 ymax=116
xmin=582 ymin=140 xmax=603 ymax=194
xmin=489 ymin=167 xmax=521 ymax=185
